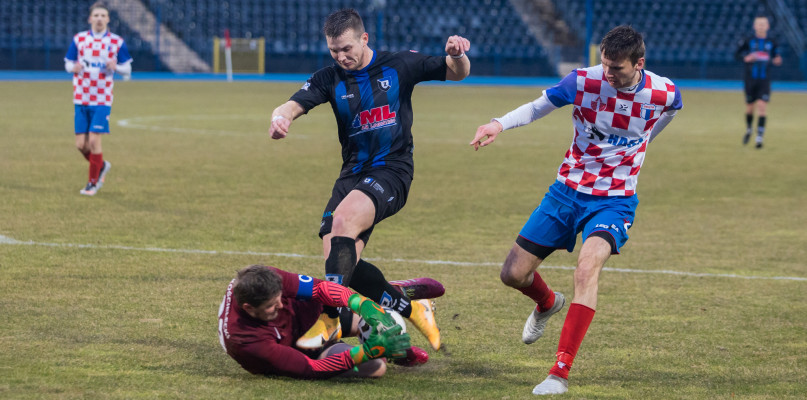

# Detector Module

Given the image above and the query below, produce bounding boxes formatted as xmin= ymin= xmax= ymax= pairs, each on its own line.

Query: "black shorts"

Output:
xmin=744 ymin=79 xmax=771 ymax=103
xmin=319 ymin=167 xmax=412 ymax=244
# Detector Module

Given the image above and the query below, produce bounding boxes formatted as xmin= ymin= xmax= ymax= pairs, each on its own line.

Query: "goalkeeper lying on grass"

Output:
xmin=217 ymin=265 xmax=425 ymax=379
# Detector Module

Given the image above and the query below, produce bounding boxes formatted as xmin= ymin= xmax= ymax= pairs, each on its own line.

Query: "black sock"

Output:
xmin=757 ymin=116 xmax=766 ymax=137
xmin=350 ymin=259 xmax=413 ymax=317
xmin=323 ymin=236 xmax=357 ymax=318
xmin=746 ymin=113 xmax=753 ymax=130
xmin=338 ymin=306 xmax=355 ymax=335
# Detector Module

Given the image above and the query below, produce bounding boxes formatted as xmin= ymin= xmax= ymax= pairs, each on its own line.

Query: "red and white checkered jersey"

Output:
xmin=547 ymin=65 xmax=682 ymax=196
xmin=65 ymin=31 xmax=129 ymax=106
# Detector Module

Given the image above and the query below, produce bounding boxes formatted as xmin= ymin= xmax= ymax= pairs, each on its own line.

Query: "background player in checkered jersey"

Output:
xmin=470 ymin=25 xmax=683 ymax=395
xmin=268 ymin=9 xmax=469 ymax=353
xmin=64 ymin=2 xmax=132 ymax=196
xmin=735 ymin=15 xmax=782 ymax=149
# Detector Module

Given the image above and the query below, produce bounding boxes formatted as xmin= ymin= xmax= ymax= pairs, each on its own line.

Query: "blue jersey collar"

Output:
xmin=347 ymin=50 xmax=376 ymax=75
xmin=90 ymin=30 xmax=109 ymax=39
xmin=617 ymin=69 xmax=646 ymax=93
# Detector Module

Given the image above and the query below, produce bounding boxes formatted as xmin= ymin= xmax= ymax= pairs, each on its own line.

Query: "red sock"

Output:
xmin=88 ymin=153 xmax=104 ymax=184
xmin=517 ymin=271 xmax=555 ymax=312
xmin=549 ymin=303 xmax=596 ymax=380
xmin=81 ymin=151 xmax=91 ymax=161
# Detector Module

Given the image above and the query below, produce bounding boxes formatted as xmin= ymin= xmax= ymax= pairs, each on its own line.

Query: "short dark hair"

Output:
xmin=232 ymin=265 xmax=282 ymax=307
xmin=323 ymin=8 xmax=365 ymax=39
xmin=600 ymin=25 xmax=645 ymax=65
xmin=89 ymin=2 xmax=109 ymax=15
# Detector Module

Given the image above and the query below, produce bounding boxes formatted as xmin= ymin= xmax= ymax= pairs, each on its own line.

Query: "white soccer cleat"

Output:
xmin=522 ymin=292 xmax=565 ymax=344
xmin=79 ymin=182 xmax=98 ymax=196
xmin=532 ymin=375 xmax=568 ymax=395
xmin=97 ymin=160 xmax=111 ymax=188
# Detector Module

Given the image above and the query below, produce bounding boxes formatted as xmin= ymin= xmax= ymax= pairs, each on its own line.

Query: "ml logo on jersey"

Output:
xmin=607 ymin=133 xmax=644 ymax=148
xmin=377 ymin=78 xmax=391 ymax=92
xmin=640 ymin=103 xmax=656 ymax=120
xmin=351 ymin=105 xmax=397 ymax=134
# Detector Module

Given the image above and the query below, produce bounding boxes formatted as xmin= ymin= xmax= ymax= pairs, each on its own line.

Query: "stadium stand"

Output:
xmin=552 ymin=0 xmax=805 ymax=80
xmin=0 ymin=0 xmax=804 ymax=79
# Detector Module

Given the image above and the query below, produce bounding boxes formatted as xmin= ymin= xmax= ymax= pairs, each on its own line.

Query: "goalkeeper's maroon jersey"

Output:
xmin=217 ymin=266 xmax=356 ymax=379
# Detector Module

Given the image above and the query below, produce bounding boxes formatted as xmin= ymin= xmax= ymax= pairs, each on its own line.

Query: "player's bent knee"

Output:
xmin=500 ymin=268 xmax=527 ymax=288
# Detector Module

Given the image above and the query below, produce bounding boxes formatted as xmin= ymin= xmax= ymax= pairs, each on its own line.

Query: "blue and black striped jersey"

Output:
xmin=291 ymin=50 xmax=447 ymax=178
xmin=735 ymin=36 xmax=780 ymax=80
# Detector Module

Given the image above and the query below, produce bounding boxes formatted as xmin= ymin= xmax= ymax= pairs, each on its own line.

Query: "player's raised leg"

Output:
xmin=298 ymin=190 xmax=374 ymax=349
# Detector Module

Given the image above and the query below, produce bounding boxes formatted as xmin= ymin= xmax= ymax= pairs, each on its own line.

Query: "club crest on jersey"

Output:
xmin=590 ymin=96 xmax=607 ymax=112
xmin=350 ymin=105 xmax=397 ymax=134
xmin=640 ymin=103 xmax=656 ymax=120
xmin=377 ymin=78 xmax=391 ymax=92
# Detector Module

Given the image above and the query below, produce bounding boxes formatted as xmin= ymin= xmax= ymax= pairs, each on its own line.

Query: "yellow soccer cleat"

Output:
xmin=296 ymin=313 xmax=341 ymax=350
xmin=407 ymin=299 xmax=440 ymax=351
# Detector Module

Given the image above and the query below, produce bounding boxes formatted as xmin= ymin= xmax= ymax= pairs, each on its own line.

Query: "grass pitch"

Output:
xmin=1 ymin=79 xmax=806 ymax=399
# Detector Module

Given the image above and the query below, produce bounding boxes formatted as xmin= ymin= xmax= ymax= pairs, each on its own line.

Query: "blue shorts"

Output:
xmin=74 ymin=105 xmax=111 ymax=134
xmin=518 ymin=181 xmax=639 ymax=255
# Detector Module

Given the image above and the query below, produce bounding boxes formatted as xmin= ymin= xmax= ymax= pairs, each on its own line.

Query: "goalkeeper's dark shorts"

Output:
xmin=319 ymin=167 xmax=412 ymax=244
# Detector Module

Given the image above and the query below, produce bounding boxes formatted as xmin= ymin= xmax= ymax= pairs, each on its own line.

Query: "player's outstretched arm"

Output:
xmin=445 ymin=35 xmax=471 ymax=81
xmin=470 ymin=120 xmax=503 ymax=151
xmin=269 ymin=100 xmax=305 ymax=140
xmin=311 ymin=281 xmax=398 ymax=331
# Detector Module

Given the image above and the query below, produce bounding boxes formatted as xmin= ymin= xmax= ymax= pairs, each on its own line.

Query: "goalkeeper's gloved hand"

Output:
xmin=350 ymin=325 xmax=411 ymax=364
xmin=347 ymin=293 xmax=396 ymax=332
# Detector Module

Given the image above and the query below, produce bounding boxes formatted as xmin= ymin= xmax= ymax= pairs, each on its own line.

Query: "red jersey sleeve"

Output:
xmin=266 ymin=266 xmax=353 ymax=306
xmin=311 ymin=280 xmax=354 ymax=307
xmin=239 ymin=340 xmax=355 ymax=379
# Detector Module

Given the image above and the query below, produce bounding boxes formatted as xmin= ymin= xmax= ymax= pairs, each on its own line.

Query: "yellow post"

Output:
xmin=589 ymin=44 xmax=600 ymax=66
xmin=258 ymin=37 xmax=265 ymax=74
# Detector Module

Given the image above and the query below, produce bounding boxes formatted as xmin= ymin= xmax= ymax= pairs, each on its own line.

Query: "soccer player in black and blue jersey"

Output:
xmin=735 ymin=15 xmax=782 ymax=148
xmin=268 ymin=8 xmax=470 ymax=352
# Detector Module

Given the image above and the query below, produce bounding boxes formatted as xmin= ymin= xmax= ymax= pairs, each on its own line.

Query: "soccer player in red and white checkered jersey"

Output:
xmin=470 ymin=25 xmax=682 ymax=395
xmin=64 ymin=2 xmax=132 ymax=196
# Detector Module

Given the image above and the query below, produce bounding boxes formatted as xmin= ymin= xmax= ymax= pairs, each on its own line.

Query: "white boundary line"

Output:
xmin=1 ymin=235 xmax=805 ymax=282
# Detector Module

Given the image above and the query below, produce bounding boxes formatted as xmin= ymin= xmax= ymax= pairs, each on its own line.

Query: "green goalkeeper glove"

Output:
xmin=347 ymin=293 xmax=396 ymax=332
xmin=350 ymin=325 xmax=411 ymax=364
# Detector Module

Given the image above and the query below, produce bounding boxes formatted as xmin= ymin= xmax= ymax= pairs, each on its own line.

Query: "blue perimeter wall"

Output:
xmin=3 ymin=71 xmax=807 ymax=92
